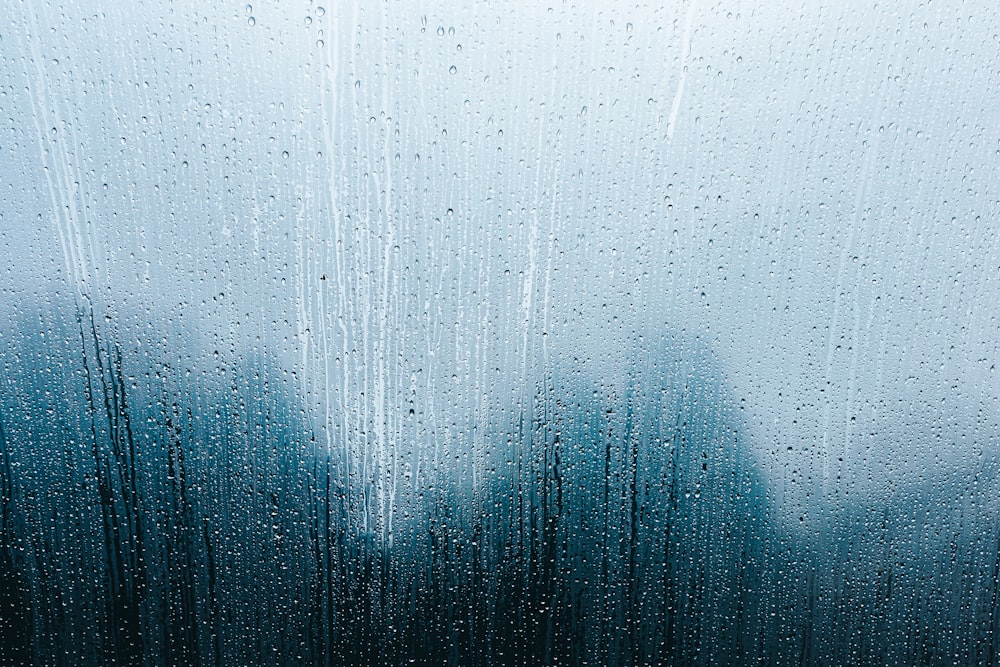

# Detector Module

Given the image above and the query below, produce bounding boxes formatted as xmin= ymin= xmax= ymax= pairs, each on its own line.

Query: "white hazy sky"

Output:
xmin=2 ymin=0 xmax=999 ymax=528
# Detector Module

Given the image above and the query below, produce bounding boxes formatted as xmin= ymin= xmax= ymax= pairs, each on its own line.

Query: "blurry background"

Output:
xmin=1 ymin=1 xmax=999 ymax=665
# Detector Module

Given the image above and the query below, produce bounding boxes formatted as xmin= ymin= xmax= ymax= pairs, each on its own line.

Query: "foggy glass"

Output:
xmin=1 ymin=1 xmax=998 ymax=665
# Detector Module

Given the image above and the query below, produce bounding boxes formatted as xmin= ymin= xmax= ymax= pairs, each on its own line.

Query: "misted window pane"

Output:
xmin=2 ymin=2 xmax=998 ymax=665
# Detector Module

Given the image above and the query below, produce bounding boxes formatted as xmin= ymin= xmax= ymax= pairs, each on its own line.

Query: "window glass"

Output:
xmin=1 ymin=2 xmax=998 ymax=664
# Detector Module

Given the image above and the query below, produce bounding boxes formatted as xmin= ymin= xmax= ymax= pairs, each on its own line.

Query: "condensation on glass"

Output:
xmin=1 ymin=1 xmax=998 ymax=665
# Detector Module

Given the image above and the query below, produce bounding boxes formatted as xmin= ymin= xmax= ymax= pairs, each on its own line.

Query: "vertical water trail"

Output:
xmin=20 ymin=4 xmax=92 ymax=303
xmin=666 ymin=0 xmax=696 ymax=141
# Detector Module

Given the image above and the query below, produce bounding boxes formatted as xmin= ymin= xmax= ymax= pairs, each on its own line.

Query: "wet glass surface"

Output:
xmin=2 ymin=2 xmax=999 ymax=665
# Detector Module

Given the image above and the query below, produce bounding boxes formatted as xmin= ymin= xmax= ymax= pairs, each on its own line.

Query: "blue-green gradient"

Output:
xmin=2 ymin=1 xmax=999 ymax=665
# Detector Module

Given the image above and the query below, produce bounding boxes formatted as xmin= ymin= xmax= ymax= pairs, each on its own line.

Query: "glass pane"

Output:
xmin=2 ymin=1 xmax=998 ymax=665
